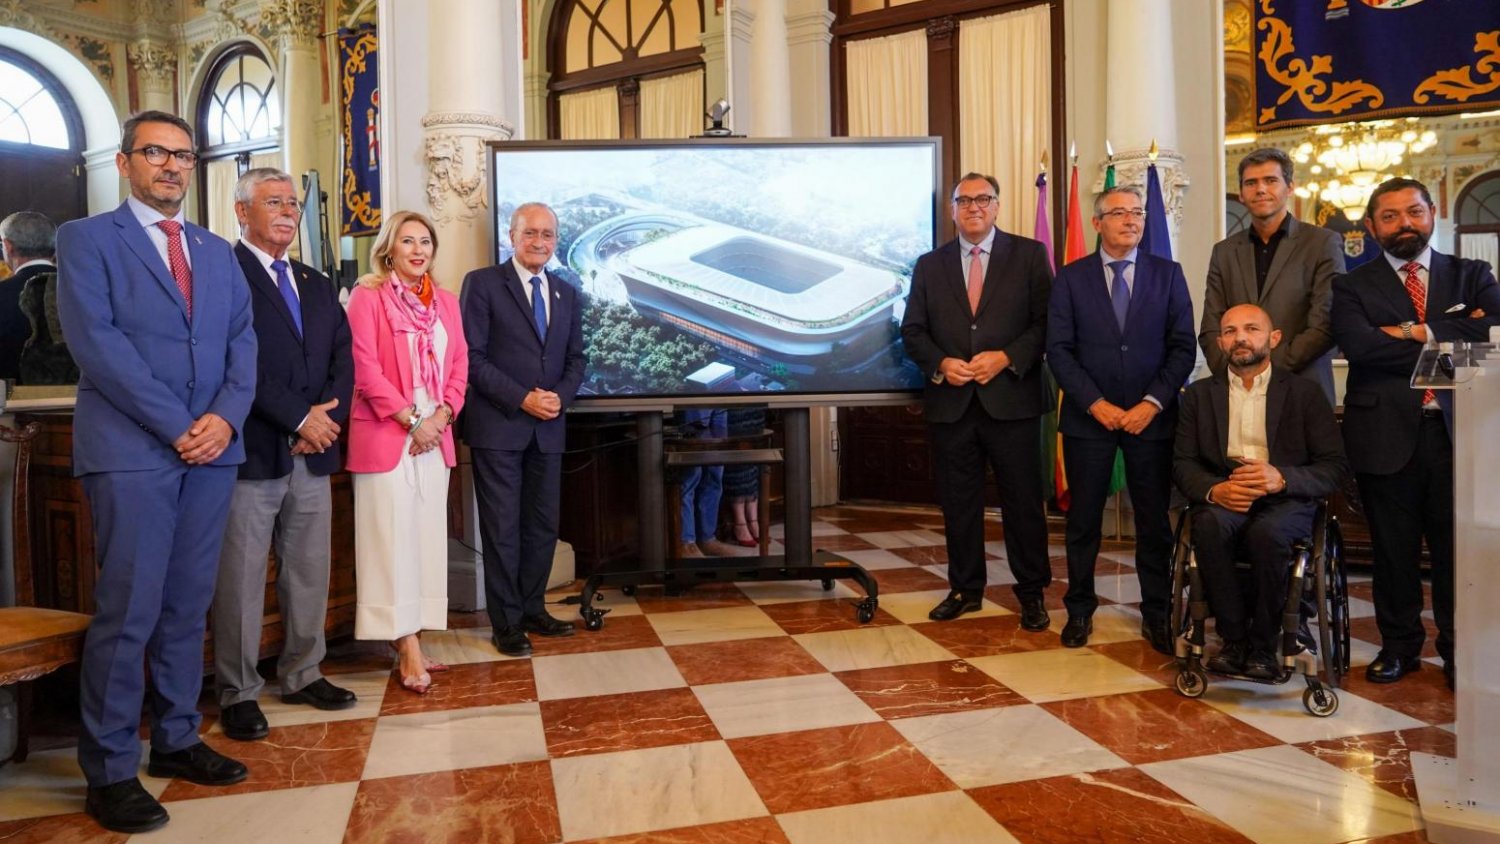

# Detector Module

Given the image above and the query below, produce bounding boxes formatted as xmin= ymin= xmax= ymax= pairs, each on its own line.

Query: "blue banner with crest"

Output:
xmin=339 ymin=25 xmax=381 ymax=236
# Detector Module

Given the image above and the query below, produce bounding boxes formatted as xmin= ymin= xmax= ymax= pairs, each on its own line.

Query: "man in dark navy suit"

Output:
xmin=1046 ymin=186 xmax=1196 ymax=650
xmin=900 ymin=172 xmax=1054 ymax=629
xmin=1332 ymin=177 xmax=1500 ymax=689
xmin=461 ymin=202 xmax=586 ymax=657
xmin=212 ymin=168 xmax=355 ymax=743
xmin=57 ymin=110 xmax=256 ymax=833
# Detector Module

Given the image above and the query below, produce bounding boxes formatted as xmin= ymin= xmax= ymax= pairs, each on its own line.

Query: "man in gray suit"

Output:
xmin=1200 ymin=148 xmax=1346 ymax=404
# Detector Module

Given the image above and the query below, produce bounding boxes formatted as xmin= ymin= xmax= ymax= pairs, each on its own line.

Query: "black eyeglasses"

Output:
xmin=954 ymin=195 xmax=996 ymax=209
xmin=122 ymin=145 xmax=199 ymax=167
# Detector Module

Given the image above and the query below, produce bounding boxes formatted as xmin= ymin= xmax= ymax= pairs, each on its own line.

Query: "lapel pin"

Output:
xmin=193 ymin=235 xmax=203 ymax=245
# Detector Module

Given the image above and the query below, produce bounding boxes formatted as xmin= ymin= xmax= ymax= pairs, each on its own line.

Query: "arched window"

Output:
xmin=547 ymin=0 xmax=706 ymax=139
xmin=1456 ymin=171 xmax=1500 ymax=277
xmin=0 ymin=45 xmax=86 ymax=225
xmin=1226 ymin=195 xmax=1251 ymax=238
xmin=197 ymin=45 xmax=282 ymax=240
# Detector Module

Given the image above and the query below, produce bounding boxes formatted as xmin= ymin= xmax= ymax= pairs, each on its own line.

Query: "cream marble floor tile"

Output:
xmin=1345 ymin=634 xmax=1384 ymax=668
xmin=149 ymin=782 xmax=359 ymax=844
xmin=1195 ymin=677 xmax=1424 ymax=744
xmin=967 ymin=648 xmax=1163 ymax=703
xmin=857 ymin=529 xmax=947 ymax=549
xmin=770 ymin=522 xmax=850 ymax=539
xmin=983 ymin=541 xmax=1009 ymax=559
xmin=794 ymin=624 xmax=957 ymax=672
xmin=876 ymin=589 xmax=1012 ymax=625
xmin=1346 ymin=595 xmax=1375 ymax=619
xmin=361 ymin=702 xmax=547 ymax=780
xmin=0 ymin=743 xmax=168 ymax=821
xmin=1046 ymin=604 xmax=1143 ymax=645
xmin=418 ymin=626 xmax=510 ymax=666
xmin=580 ymin=588 xmax=644 ymax=617
xmin=777 ymin=790 xmax=1018 ymax=844
xmin=693 ymin=673 xmax=881 ymax=739
xmin=1099 ymin=549 xmax=1137 ymax=567
xmin=230 ymin=669 xmax=391 ymax=731
xmin=1092 ymin=571 xmax=1145 ymax=606
xmin=531 ymin=646 xmax=685 ymax=701
xmin=984 ymin=559 xmax=1020 ymax=585
xmin=890 ymin=704 xmax=1129 ymax=789
xmin=1140 ymin=744 xmax=1423 ymax=844
xmin=551 ymin=740 xmax=766 ymax=841
xmin=646 ymin=605 xmax=784 ymax=646
xmin=837 ymin=548 xmax=919 ymax=570
xmin=735 ymin=579 xmax=860 ymax=604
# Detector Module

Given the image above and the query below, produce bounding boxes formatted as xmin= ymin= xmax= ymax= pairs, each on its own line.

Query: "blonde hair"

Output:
xmin=358 ymin=210 xmax=440 ymax=289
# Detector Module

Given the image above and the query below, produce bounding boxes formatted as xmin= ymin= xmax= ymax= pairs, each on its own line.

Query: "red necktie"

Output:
xmin=1402 ymin=261 xmax=1435 ymax=406
xmin=157 ymin=219 xmax=193 ymax=317
xmin=967 ymin=246 xmax=983 ymax=315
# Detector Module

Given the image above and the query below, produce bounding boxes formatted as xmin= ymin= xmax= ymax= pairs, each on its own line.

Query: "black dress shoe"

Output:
xmin=219 ymin=700 xmax=269 ymax=741
xmin=1365 ymin=651 xmax=1422 ymax=684
xmin=1141 ymin=616 xmax=1174 ymax=656
xmin=147 ymin=742 xmax=248 ymax=786
xmin=1018 ymin=597 xmax=1050 ymax=632
xmin=1207 ymin=640 xmax=1249 ymax=675
xmin=928 ymin=592 xmax=982 ymax=622
xmin=493 ymin=626 xmax=533 ymax=657
xmin=86 ymin=777 xmax=168 ymax=833
xmin=520 ymin=612 xmax=577 ymax=637
xmin=1060 ymin=616 xmax=1092 ymax=648
xmin=1242 ymin=650 xmax=1279 ymax=680
xmin=282 ymin=678 xmax=358 ymax=711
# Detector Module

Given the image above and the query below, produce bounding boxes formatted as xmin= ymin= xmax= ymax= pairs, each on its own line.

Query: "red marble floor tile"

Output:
xmin=822 ymin=517 xmax=934 ymax=534
xmin=806 ymin=534 xmax=880 ymax=552
xmin=984 ymin=585 xmax=1074 ymax=613
xmin=343 ymin=760 xmax=560 ymax=843
xmin=446 ymin=609 xmax=491 ymax=629
xmin=159 ymin=718 xmax=377 ymax=801
xmin=1041 ymin=688 xmax=1282 ymax=765
xmin=888 ymin=545 xmax=951 ymax=566
xmin=759 ymin=599 xmax=901 ymax=635
xmin=1348 ymin=579 xmax=1375 ymax=603
xmin=322 ymin=639 xmax=399 ymax=676
xmin=834 ymin=659 xmax=1026 ymax=719
xmin=1339 ymin=664 xmax=1454 ymax=725
xmin=968 ymin=767 xmax=1254 ymax=844
xmin=1296 ymin=726 xmax=1457 ymax=803
xmin=728 ymin=721 xmax=956 ymax=814
xmin=379 ymin=658 xmax=537 ymax=716
xmin=533 ymin=613 xmax=665 ymax=656
xmin=908 ymin=615 xmax=1061 ymax=658
xmin=1348 ymin=616 xmax=1441 ymax=660
xmin=1091 ymin=639 xmax=1181 ymax=687
xmin=869 ymin=566 xmax=951 ymax=594
xmin=1049 ymin=556 xmax=1135 ymax=578
xmin=666 ymin=636 xmax=827 ymax=685
xmin=0 ymin=814 xmax=127 ymax=844
xmin=539 ymin=687 xmax=720 ymax=757
xmin=633 ymin=584 xmax=756 ymax=614
xmin=572 ymin=816 xmax=790 ymax=844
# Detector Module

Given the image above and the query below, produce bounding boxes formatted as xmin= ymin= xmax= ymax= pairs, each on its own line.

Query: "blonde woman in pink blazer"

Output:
xmin=346 ymin=210 xmax=468 ymax=694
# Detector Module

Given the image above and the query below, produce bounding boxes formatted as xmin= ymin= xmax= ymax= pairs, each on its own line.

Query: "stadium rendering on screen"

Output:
xmin=488 ymin=139 xmax=938 ymax=403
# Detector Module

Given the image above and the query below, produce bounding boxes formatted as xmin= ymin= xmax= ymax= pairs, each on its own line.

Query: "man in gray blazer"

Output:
xmin=1199 ymin=148 xmax=1346 ymax=404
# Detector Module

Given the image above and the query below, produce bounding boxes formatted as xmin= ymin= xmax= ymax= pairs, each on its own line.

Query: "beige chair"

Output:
xmin=0 ymin=421 xmax=90 ymax=764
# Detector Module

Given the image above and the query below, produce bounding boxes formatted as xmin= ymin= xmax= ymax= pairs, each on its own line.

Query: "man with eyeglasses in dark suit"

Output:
xmin=901 ymin=172 xmax=1054 ymax=628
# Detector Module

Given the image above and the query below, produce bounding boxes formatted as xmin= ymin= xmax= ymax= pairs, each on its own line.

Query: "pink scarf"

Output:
xmin=379 ymin=273 xmax=442 ymax=405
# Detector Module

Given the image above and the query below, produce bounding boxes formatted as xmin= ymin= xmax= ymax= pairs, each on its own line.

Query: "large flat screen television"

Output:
xmin=488 ymin=138 xmax=939 ymax=408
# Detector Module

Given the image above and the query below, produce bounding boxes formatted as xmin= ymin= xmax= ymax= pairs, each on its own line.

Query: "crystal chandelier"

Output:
xmin=1290 ymin=118 xmax=1437 ymax=220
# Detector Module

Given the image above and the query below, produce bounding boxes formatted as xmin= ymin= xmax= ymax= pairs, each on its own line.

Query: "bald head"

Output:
xmin=1217 ymin=304 xmax=1280 ymax=375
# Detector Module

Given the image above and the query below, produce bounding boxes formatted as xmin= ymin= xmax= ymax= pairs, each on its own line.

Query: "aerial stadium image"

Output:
xmin=489 ymin=141 xmax=937 ymax=399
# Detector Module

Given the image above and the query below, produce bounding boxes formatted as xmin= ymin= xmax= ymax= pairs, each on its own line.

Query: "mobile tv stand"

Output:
xmin=576 ymin=407 xmax=880 ymax=630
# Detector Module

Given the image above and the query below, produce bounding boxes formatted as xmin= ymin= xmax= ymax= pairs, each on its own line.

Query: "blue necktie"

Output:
xmin=530 ymin=276 xmax=547 ymax=341
xmin=1108 ymin=259 xmax=1130 ymax=332
xmin=271 ymin=259 xmax=302 ymax=337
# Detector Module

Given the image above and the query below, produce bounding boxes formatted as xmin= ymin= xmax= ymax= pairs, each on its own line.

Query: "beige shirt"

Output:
xmin=1227 ymin=364 xmax=1272 ymax=463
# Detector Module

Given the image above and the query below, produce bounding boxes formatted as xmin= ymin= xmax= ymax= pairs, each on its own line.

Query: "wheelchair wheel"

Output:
xmin=1168 ymin=509 xmax=1192 ymax=639
xmin=1303 ymin=685 xmax=1339 ymax=717
xmin=1324 ymin=519 xmax=1351 ymax=684
xmin=1173 ymin=667 xmax=1208 ymax=698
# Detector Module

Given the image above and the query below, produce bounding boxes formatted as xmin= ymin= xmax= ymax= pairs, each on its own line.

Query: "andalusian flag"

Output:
xmin=1098 ymin=161 xmax=1128 ymax=498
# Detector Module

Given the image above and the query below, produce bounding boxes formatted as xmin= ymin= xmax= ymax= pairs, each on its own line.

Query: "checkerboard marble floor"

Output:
xmin=0 ymin=505 xmax=1454 ymax=843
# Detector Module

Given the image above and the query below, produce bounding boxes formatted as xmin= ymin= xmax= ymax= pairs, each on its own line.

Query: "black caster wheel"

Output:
xmin=583 ymin=612 xmax=604 ymax=632
xmin=1303 ymin=686 xmax=1339 ymax=717
xmin=621 ymin=584 xmax=637 ymax=597
xmin=821 ymin=579 xmax=834 ymax=591
xmin=1173 ymin=668 xmax=1208 ymax=698
xmin=856 ymin=600 xmax=877 ymax=624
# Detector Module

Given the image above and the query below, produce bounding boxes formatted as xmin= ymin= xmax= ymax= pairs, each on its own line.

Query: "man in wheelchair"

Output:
xmin=1173 ymin=305 xmax=1349 ymax=678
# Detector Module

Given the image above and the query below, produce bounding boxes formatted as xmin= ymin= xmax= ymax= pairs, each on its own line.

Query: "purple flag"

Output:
xmin=1034 ymin=172 xmax=1054 ymax=273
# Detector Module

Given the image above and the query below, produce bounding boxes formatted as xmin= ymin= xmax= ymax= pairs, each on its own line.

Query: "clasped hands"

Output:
xmin=1209 ymin=458 xmax=1285 ymax=514
xmin=521 ymin=388 xmax=562 ymax=421
xmin=291 ymin=398 xmax=341 ymax=456
xmin=1088 ymin=399 xmax=1159 ymax=435
xmin=938 ymin=351 xmax=1010 ymax=386
xmin=174 ymin=413 xmax=232 ymax=465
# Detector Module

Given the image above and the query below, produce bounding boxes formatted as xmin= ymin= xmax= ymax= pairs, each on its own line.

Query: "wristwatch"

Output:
xmin=1399 ymin=321 xmax=1415 ymax=340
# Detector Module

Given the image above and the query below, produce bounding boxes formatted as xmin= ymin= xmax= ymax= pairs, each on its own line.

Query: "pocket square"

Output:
xmin=1445 ymin=303 xmax=1466 ymax=313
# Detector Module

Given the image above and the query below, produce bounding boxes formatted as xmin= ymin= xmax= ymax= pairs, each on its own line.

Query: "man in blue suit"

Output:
xmin=56 ymin=111 xmax=257 ymax=834
xmin=1046 ymin=186 xmax=1196 ymax=650
xmin=461 ymin=202 xmax=586 ymax=657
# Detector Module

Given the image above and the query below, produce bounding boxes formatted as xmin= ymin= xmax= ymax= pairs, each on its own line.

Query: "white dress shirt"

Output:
xmin=239 ymin=239 xmax=299 ymax=298
xmin=510 ymin=255 xmax=550 ymax=326
xmin=126 ymin=195 xmax=191 ymax=271
xmin=1227 ymin=363 xmax=1273 ymax=463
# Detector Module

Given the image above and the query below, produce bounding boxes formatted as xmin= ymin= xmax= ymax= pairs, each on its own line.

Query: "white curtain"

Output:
xmin=958 ymin=6 xmax=1052 ymax=237
xmin=559 ymin=86 xmax=621 ymax=140
xmin=205 ymin=150 xmax=281 ymax=243
xmin=845 ymin=29 xmax=928 ymax=137
xmin=640 ymin=69 xmax=704 ymax=139
xmin=1460 ymin=231 xmax=1498 ymax=278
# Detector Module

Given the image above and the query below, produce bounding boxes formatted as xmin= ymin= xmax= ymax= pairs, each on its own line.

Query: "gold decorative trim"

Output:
xmin=1256 ymin=0 xmax=1383 ymax=125
xmin=1414 ymin=31 xmax=1500 ymax=105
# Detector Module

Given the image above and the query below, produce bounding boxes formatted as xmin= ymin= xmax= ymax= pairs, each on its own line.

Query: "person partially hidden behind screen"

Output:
xmin=1173 ymin=304 xmax=1347 ymax=679
xmin=2 ymin=210 xmax=78 ymax=386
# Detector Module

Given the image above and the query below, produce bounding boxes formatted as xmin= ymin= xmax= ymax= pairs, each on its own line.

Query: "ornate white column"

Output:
xmin=260 ymin=0 xmax=322 ymax=193
xmin=423 ymin=0 xmax=516 ymax=291
xmin=127 ymin=39 xmax=176 ymax=114
xmin=727 ymin=3 xmax=755 ymax=135
xmin=700 ymin=19 xmax=728 ymax=117
xmin=784 ymin=0 xmax=833 ymax=137
xmin=746 ymin=0 xmax=792 ymax=137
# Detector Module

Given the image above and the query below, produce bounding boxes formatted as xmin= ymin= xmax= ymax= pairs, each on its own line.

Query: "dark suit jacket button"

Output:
xmin=187 ymin=380 xmax=195 ymax=388
xmin=1120 ymin=345 xmax=1128 ymax=351
xmin=191 ymin=338 xmax=198 ymax=346
xmin=971 ymin=324 xmax=977 ymax=330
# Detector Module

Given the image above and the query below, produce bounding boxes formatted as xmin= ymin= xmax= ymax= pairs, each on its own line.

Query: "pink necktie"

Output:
xmin=1402 ymin=261 xmax=1435 ymax=406
xmin=157 ymin=220 xmax=193 ymax=317
xmin=967 ymin=246 xmax=983 ymax=315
